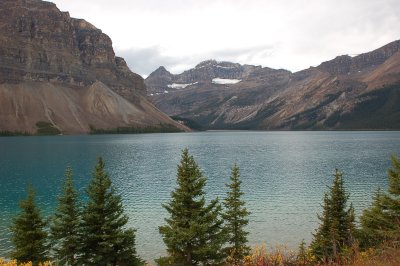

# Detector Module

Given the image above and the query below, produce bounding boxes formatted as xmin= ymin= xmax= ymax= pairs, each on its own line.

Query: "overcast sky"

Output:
xmin=51 ymin=0 xmax=400 ymax=77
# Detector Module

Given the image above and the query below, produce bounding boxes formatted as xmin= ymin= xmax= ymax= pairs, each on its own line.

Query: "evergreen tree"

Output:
xmin=50 ymin=167 xmax=80 ymax=266
xmin=10 ymin=185 xmax=48 ymax=265
xmin=79 ymin=157 xmax=142 ymax=266
xmin=297 ymin=239 xmax=307 ymax=266
xmin=158 ymin=149 xmax=226 ymax=266
xmin=223 ymin=164 xmax=250 ymax=265
xmin=310 ymin=169 xmax=355 ymax=262
xmin=360 ymin=155 xmax=400 ymax=247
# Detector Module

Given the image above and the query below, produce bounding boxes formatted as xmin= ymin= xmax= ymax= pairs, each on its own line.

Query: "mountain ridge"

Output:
xmin=146 ymin=40 xmax=400 ymax=130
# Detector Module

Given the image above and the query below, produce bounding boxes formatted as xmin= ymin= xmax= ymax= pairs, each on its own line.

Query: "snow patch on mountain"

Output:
xmin=167 ymin=82 xmax=198 ymax=89
xmin=216 ymin=65 xmax=236 ymax=69
xmin=212 ymin=78 xmax=241 ymax=85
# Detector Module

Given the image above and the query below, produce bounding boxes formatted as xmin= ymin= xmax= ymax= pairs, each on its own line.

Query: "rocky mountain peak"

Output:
xmin=145 ymin=66 xmax=174 ymax=93
xmin=195 ymin=60 xmax=218 ymax=69
xmin=0 ymin=0 xmax=146 ymax=100
xmin=352 ymin=39 xmax=400 ymax=71
xmin=318 ymin=55 xmax=352 ymax=75
xmin=145 ymin=60 xmax=264 ymax=94
xmin=317 ymin=40 xmax=400 ymax=76
xmin=149 ymin=40 xmax=400 ymax=131
xmin=153 ymin=66 xmax=171 ymax=75
xmin=0 ymin=0 xmax=186 ymax=134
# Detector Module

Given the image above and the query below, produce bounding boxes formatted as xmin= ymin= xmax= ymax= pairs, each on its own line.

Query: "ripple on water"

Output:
xmin=0 ymin=131 xmax=399 ymax=261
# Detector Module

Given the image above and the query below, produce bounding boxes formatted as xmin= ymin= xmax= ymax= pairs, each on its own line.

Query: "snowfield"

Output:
xmin=212 ymin=78 xmax=241 ymax=85
xmin=167 ymin=82 xmax=198 ymax=89
xmin=216 ymin=65 xmax=236 ymax=69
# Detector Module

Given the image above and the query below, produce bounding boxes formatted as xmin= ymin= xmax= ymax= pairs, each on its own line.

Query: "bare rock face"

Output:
xmin=148 ymin=40 xmax=400 ymax=130
xmin=0 ymin=0 xmax=187 ymax=134
xmin=176 ymin=60 xmax=257 ymax=83
xmin=145 ymin=66 xmax=174 ymax=93
xmin=318 ymin=41 xmax=400 ymax=76
xmin=0 ymin=0 xmax=145 ymax=100
xmin=145 ymin=60 xmax=262 ymax=94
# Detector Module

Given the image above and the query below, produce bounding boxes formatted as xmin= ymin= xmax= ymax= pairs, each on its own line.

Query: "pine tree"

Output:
xmin=310 ymin=169 xmax=355 ymax=262
xmin=10 ymin=185 xmax=48 ymax=265
xmin=223 ymin=164 xmax=250 ymax=265
xmin=360 ymin=155 xmax=400 ymax=248
xmin=79 ymin=157 xmax=143 ymax=266
xmin=158 ymin=148 xmax=226 ymax=266
xmin=297 ymin=239 xmax=308 ymax=266
xmin=50 ymin=167 xmax=80 ymax=266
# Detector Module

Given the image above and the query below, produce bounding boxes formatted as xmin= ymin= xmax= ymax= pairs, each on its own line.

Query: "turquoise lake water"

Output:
xmin=0 ymin=131 xmax=399 ymax=261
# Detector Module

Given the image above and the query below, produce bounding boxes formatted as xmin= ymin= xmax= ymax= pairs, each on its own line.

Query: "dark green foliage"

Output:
xmin=10 ymin=185 xmax=48 ymax=265
xmin=297 ymin=239 xmax=307 ymax=266
xmin=170 ymin=116 xmax=205 ymax=131
xmin=223 ymin=164 xmax=250 ymax=264
xmin=36 ymin=121 xmax=61 ymax=135
xmin=0 ymin=121 xmax=62 ymax=136
xmin=323 ymin=111 xmax=341 ymax=128
xmin=158 ymin=148 xmax=227 ymax=266
xmin=50 ymin=168 xmax=81 ymax=266
xmin=207 ymin=100 xmax=283 ymax=130
xmin=338 ymin=84 xmax=400 ymax=129
xmin=287 ymin=93 xmax=341 ymax=130
xmin=360 ymin=155 xmax=400 ymax=248
xmin=79 ymin=157 xmax=143 ymax=266
xmin=310 ymin=169 xmax=355 ymax=262
xmin=0 ymin=130 xmax=31 ymax=136
xmin=89 ymin=123 xmax=183 ymax=134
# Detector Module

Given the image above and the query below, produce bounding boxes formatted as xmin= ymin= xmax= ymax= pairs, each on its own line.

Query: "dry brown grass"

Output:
xmin=0 ymin=259 xmax=52 ymax=266
xmin=233 ymin=244 xmax=400 ymax=266
xmin=350 ymin=246 xmax=400 ymax=266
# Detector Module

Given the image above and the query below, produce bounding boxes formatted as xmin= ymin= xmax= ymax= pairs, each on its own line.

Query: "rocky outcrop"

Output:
xmin=145 ymin=66 xmax=174 ymax=94
xmin=176 ymin=60 xmax=259 ymax=83
xmin=0 ymin=0 xmax=187 ymax=134
xmin=148 ymin=40 xmax=400 ymax=130
xmin=318 ymin=40 xmax=400 ymax=76
xmin=145 ymin=60 xmax=262 ymax=94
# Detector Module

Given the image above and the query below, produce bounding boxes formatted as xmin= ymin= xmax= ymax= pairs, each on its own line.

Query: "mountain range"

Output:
xmin=146 ymin=41 xmax=400 ymax=130
xmin=1 ymin=0 xmax=399 ymax=134
xmin=0 ymin=0 xmax=186 ymax=134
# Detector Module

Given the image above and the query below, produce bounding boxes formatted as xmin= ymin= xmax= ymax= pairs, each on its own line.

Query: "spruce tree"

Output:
xmin=360 ymin=155 xmax=400 ymax=247
xmin=10 ymin=185 xmax=48 ymax=265
xmin=50 ymin=167 xmax=80 ymax=266
xmin=223 ymin=164 xmax=250 ymax=265
xmin=310 ymin=169 xmax=355 ymax=262
xmin=158 ymin=148 xmax=226 ymax=266
xmin=297 ymin=239 xmax=308 ymax=266
xmin=79 ymin=157 xmax=142 ymax=266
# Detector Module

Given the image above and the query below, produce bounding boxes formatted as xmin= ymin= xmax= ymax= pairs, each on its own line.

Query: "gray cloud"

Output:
xmin=115 ymin=47 xmax=184 ymax=77
xmin=54 ymin=0 xmax=400 ymax=76
xmin=116 ymin=45 xmax=279 ymax=76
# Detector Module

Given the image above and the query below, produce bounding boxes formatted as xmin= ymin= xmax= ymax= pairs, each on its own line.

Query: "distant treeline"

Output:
xmin=89 ymin=123 xmax=183 ymax=134
xmin=0 ymin=131 xmax=32 ymax=136
xmin=3 ymin=151 xmax=400 ymax=266
xmin=170 ymin=116 xmax=205 ymax=131
xmin=0 ymin=122 xmax=184 ymax=136
xmin=0 ymin=121 xmax=61 ymax=136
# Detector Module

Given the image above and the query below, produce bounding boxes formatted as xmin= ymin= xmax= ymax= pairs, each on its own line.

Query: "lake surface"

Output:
xmin=0 ymin=131 xmax=399 ymax=261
